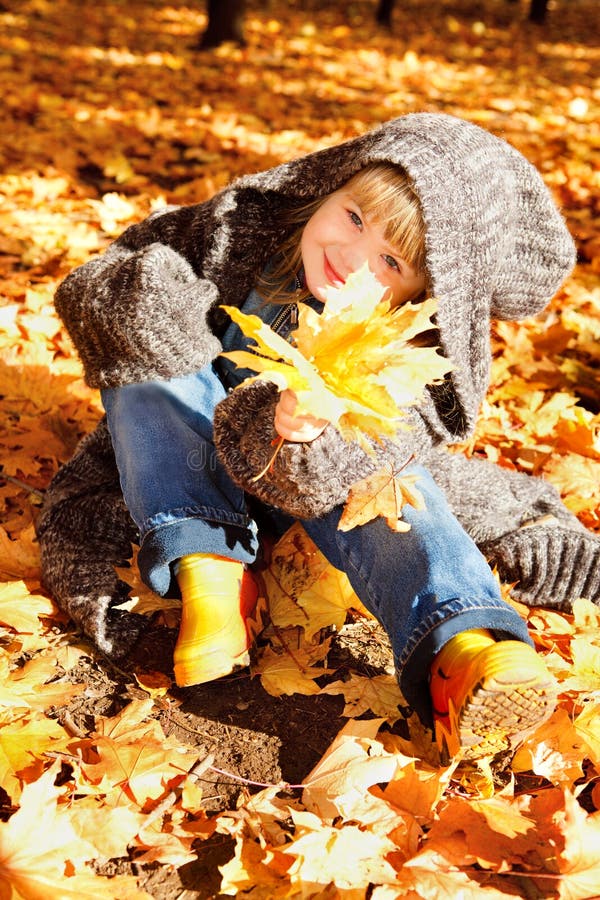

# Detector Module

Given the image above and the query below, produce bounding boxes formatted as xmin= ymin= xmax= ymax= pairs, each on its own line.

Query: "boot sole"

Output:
xmin=435 ymin=641 xmax=557 ymax=761
xmin=455 ymin=671 xmax=557 ymax=760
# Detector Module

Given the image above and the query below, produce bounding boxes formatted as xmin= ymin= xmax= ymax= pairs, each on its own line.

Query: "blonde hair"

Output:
xmin=258 ymin=163 xmax=427 ymax=303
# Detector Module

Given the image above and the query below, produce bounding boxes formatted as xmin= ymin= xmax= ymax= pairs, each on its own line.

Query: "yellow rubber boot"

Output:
xmin=173 ymin=553 xmax=257 ymax=688
xmin=430 ymin=629 xmax=557 ymax=761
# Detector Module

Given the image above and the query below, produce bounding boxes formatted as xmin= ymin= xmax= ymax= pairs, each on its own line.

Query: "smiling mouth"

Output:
xmin=324 ymin=255 xmax=345 ymax=286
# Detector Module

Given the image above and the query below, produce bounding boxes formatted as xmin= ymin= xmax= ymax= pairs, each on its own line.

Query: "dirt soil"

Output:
xmin=59 ymin=615 xmax=396 ymax=898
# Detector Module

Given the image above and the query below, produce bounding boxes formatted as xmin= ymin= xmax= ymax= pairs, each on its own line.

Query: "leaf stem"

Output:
xmin=0 ymin=473 xmax=45 ymax=498
xmin=251 ymin=435 xmax=285 ymax=482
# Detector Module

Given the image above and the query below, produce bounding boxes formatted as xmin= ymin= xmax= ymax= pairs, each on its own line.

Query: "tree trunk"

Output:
xmin=197 ymin=0 xmax=246 ymax=49
xmin=376 ymin=0 xmax=395 ymax=27
xmin=528 ymin=0 xmax=548 ymax=23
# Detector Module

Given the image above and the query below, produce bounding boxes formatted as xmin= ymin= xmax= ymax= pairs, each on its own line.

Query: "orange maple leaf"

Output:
xmin=338 ymin=465 xmax=426 ymax=532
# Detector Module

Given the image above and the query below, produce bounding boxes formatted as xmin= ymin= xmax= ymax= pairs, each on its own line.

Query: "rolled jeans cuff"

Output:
xmin=138 ymin=513 xmax=259 ymax=597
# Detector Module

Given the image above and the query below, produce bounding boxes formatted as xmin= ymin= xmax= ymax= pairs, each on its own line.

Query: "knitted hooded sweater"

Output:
xmin=38 ymin=113 xmax=600 ymax=657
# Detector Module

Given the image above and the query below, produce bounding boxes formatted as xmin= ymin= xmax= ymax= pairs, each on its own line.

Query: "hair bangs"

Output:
xmin=346 ymin=165 xmax=426 ymax=273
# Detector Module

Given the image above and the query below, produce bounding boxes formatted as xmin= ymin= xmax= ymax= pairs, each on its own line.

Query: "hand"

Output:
xmin=274 ymin=389 xmax=329 ymax=442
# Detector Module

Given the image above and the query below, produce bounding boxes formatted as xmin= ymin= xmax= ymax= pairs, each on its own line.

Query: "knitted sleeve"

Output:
xmin=424 ymin=448 xmax=600 ymax=610
xmin=54 ymin=205 xmax=222 ymax=388
xmin=36 ymin=418 xmax=147 ymax=658
xmin=212 ymin=380 xmax=438 ymax=519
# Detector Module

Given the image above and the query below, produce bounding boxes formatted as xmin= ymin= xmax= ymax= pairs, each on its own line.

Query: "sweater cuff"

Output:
xmin=483 ymin=523 xmax=600 ymax=611
xmin=213 ymin=380 xmax=370 ymax=518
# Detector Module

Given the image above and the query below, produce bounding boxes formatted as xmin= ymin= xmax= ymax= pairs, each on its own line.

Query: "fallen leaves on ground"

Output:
xmin=1 ymin=0 xmax=599 ymax=896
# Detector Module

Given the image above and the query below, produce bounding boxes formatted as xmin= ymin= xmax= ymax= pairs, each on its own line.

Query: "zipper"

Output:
xmin=270 ymin=301 xmax=299 ymax=336
xmin=269 ymin=274 xmax=302 ymax=335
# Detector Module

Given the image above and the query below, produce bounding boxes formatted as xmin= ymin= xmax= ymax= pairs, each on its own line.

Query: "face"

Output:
xmin=300 ymin=188 xmax=426 ymax=307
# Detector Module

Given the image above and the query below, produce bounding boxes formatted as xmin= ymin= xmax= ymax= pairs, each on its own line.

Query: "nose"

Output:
xmin=340 ymin=240 xmax=369 ymax=277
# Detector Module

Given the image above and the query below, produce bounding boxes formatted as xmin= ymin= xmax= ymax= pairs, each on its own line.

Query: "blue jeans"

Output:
xmin=102 ymin=364 xmax=532 ymax=724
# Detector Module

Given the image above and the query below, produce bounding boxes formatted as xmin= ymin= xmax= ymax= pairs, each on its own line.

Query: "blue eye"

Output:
xmin=348 ymin=210 xmax=362 ymax=228
xmin=383 ymin=254 xmax=400 ymax=271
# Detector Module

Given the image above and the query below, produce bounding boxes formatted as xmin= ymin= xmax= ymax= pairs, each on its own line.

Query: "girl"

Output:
xmin=38 ymin=113 xmax=600 ymax=762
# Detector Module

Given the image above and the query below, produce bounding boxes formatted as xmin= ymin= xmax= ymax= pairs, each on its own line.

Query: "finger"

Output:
xmin=278 ymin=388 xmax=299 ymax=415
xmin=275 ymin=420 xmax=326 ymax=442
xmin=275 ymin=404 xmax=328 ymax=433
xmin=274 ymin=408 xmax=327 ymax=442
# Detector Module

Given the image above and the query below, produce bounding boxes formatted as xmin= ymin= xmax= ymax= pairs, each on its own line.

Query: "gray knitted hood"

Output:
xmin=203 ymin=113 xmax=575 ymax=442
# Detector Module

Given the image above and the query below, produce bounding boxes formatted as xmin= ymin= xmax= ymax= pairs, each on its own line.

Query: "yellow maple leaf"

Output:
xmin=561 ymin=637 xmax=600 ymax=693
xmin=0 ymin=581 xmax=56 ymax=634
xmin=338 ymin=465 xmax=426 ymax=532
xmin=82 ymin=736 xmax=199 ymax=807
xmin=282 ymin=817 xmax=399 ymax=890
xmin=383 ymin=864 xmax=511 ymax=899
xmin=93 ymin=697 xmax=158 ymax=741
xmin=302 ymin=718 xmax=400 ymax=822
xmin=424 ymin=792 xmax=537 ymax=872
xmin=512 ymin=708 xmax=587 ymax=786
xmin=114 ymin=547 xmax=182 ymax=618
xmin=0 ymin=654 xmax=84 ymax=712
xmin=0 ymin=762 xmax=151 ymax=899
xmin=573 ymin=700 xmax=600 ymax=767
xmin=321 ymin=673 xmax=403 ymax=723
xmin=134 ymin=670 xmax=173 ymax=697
xmin=254 ymin=639 xmax=333 ymax=698
xmin=218 ymin=831 xmax=292 ymax=897
xmin=572 ymin=596 xmax=600 ymax=634
xmin=530 ymin=789 xmax=600 ymax=900
xmin=544 ymin=453 xmax=600 ymax=518
xmin=0 ymin=524 xmax=40 ymax=581
xmin=68 ymin=799 xmax=146 ymax=863
xmin=264 ymin=522 xmax=368 ymax=640
xmin=221 ymin=263 xmax=452 ymax=451
xmin=0 ymin=714 xmax=72 ymax=803
xmin=377 ymin=742 xmax=455 ymax=824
